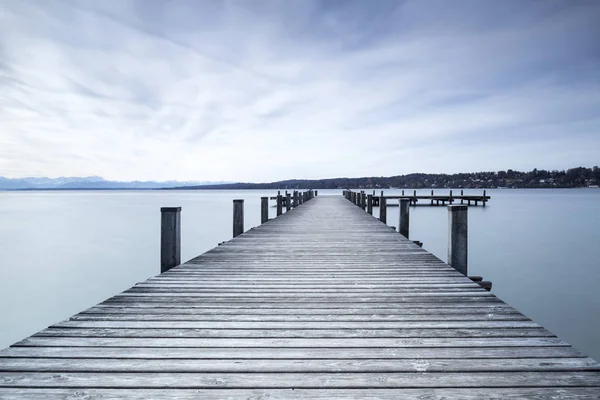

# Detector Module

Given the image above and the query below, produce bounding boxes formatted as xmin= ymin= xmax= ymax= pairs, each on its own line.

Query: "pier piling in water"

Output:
xmin=160 ymin=207 xmax=181 ymax=273
xmin=260 ymin=197 xmax=268 ymax=224
xmin=399 ymin=199 xmax=410 ymax=238
xmin=448 ymin=205 xmax=468 ymax=276
xmin=233 ymin=200 xmax=244 ymax=238
xmin=379 ymin=196 xmax=387 ymax=223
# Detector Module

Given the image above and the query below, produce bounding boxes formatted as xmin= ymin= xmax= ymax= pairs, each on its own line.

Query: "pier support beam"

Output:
xmin=448 ymin=205 xmax=468 ymax=276
xmin=160 ymin=207 xmax=181 ymax=273
xmin=399 ymin=199 xmax=410 ymax=238
xmin=361 ymin=192 xmax=366 ymax=210
xmin=233 ymin=199 xmax=244 ymax=238
xmin=379 ymin=197 xmax=387 ymax=223
xmin=276 ymin=195 xmax=283 ymax=216
xmin=286 ymin=193 xmax=291 ymax=212
xmin=367 ymin=194 xmax=373 ymax=215
xmin=261 ymin=197 xmax=268 ymax=224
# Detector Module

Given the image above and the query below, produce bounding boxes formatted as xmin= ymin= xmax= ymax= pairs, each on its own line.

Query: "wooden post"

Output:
xmin=461 ymin=189 xmax=464 ymax=204
xmin=160 ymin=207 xmax=181 ymax=273
xmin=361 ymin=192 xmax=366 ymax=210
xmin=399 ymin=199 xmax=410 ymax=238
xmin=402 ymin=190 xmax=404 ymax=196
xmin=431 ymin=189 xmax=434 ymax=205
xmin=293 ymin=191 xmax=298 ymax=207
xmin=261 ymin=197 xmax=268 ymax=224
xmin=448 ymin=205 xmax=468 ymax=276
xmin=315 ymin=190 xmax=318 ymax=196
xmin=483 ymin=190 xmax=487 ymax=207
xmin=379 ymin=197 xmax=387 ymax=223
xmin=276 ymin=195 xmax=283 ymax=216
xmin=449 ymin=190 xmax=453 ymax=204
xmin=367 ymin=194 xmax=373 ymax=215
xmin=233 ymin=199 xmax=244 ymax=238
xmin=286 ymin=193 xmax=291 ymax=211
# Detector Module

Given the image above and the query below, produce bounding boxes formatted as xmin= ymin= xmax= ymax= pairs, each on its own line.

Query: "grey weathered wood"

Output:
xmin=276 ymin=194 xmax=283 ymax=216
xmin=448 ymin=205 xmax=468 ymax=275
xmin=261 ymin=197 xmax=268 ymax=224
xmin=233 ymin=199 xmax=244 ymax=238
xmin=361 ymin=192 xmax=366 ymax=210
xmin=379 ymin=196 xmax=387 ymax=223
xmin=367 ymin=194 xmax=373 ymax=214
xmin=1 ymin=388 xmax=599 ymax=399
xmin=286 ymin=193 xmax=291 ymax=211
xmin=399 ymin=199 xmax=410 ymax=238
xmin=1 ymin=371 xmax=599 ymax=388
xmin=293 ymin=191 xmax=298 ymax=207
xmin=2 ymin=195 xmax=598 ymax=397
xmin=160 ymin=207 xmax=181 ymax=273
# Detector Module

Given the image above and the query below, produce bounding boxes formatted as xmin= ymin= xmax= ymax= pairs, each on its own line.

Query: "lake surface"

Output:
xmin=1 ymin=189 xmax=599 ymax=361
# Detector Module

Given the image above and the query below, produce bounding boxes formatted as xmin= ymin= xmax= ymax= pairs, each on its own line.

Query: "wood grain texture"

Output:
xmin=1 ymin=195 xmax=598 ymax=397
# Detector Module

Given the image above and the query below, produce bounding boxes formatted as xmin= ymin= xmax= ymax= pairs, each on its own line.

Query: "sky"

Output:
xmin=0 ymin=0 xmax=599 ymax=182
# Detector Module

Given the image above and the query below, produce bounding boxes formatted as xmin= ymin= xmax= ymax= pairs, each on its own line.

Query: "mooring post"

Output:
xmin=431 ymin=189 xmax=434 ymax=205
xmin=367 ymin=194 xmax=373 ymax=214
xmin=315 ymin=190 xmax=318 ymax=196
xmin=261 ymin=197 xmax=268 ymax=224
xmin=399 ymin=199 xmax=410 ymax=238
xmin=293 ymin=191 xmax=298 ymax=207
xmin=461 ymin=189 xmax=464 ymax=204
xmin=160 ymin=207 xmax=181 ymax=273
xmin=286 ymin=193 xmax=291 ymax=211
xmin=276 ymin=194 xmax=283 ymax=216
xmin=233 ymin=199 xmax=244 ymax=238
xmin=361 ymin=192 xmax=366 ymax=210
xmin=402 ymin=189 xmax=404 ymax=196
xmin=379 ymin=197 xmax=387 ymax=223
xmin=449 ymin=190 xmax=453 ymax=204
xmin=448 ymin=205 xmax=468 ymax=276
xmin=483 ymin=190 xmax=487 ymax=207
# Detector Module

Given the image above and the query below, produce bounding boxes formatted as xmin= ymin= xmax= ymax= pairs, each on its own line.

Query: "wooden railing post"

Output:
xmin=399 ymin=199 xmax=410 ymax=238
xmin=161 ymin=207 xmax=181 ymax=273
xmin=286 ymin=193 xmax=291 ymax=211
xmin=233 ymin=199 xmax=244 ymax=238
xmin=379 ymin=197 xmax=387 ymax=223
xmin=361 ymin=192 xmax=366 ymax=210
xmin=367 ymin=194 xmax=373 ymax=214
xmin=293 ymin=191 xmax=298 ymax=207
xmin=448 ymin=205 xmax=468 ymax=275
xmin=276 ymin=194 xmax=283 ymax=216
xmin=261 ymin=197 xmax=268 ymax=224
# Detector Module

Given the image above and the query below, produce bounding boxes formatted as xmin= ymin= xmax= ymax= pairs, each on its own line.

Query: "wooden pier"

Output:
xmin=1 ymin=195 xmax=599 ymax=398
xmin=363 ymin=190 xmax=490 ymax=207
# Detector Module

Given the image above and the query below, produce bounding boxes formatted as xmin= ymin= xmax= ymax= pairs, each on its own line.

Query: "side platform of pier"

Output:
xmin=0 ymin=196 xmax=598 ymax=399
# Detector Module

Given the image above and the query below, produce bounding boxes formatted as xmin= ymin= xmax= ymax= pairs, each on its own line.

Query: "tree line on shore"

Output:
xmin=179 ymin=166 xmax=600 ymax=190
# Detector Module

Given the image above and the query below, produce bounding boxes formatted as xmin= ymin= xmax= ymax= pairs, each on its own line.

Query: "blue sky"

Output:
xmin=1 ymin=0 xmax=599 ymax=181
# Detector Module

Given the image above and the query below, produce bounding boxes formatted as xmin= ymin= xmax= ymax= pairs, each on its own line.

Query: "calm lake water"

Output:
xmin=1 ymin=189 xmax=599 ymax=361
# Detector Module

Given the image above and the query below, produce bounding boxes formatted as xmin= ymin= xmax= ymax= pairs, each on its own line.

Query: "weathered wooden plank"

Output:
xmin=0 ymin=346 xmax=585 ymax=359
xmin=32 ymin=327 xmax=555 ymax=339
xmin=0 ymin=388 xmax=598 ymax=400
xmin=1 ymin=371 xmax=599 ymax=388
xmin=83 ymin=305 xmax=521 ymax=315
xmin=61 ymin=313 xmax=538 ymax=329
xmin=12 ymin=336 xmax=569 ymax=348
xmin=2 ymin=357 xmax=598 ymax=373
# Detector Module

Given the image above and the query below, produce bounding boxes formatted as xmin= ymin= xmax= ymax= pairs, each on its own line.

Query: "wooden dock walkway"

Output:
xmin=1 ymin=196 xmax=599 ymax=399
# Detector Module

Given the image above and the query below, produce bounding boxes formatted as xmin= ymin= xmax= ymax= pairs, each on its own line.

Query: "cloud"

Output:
xmin=0 ymin=0 xmax=599 ymax=181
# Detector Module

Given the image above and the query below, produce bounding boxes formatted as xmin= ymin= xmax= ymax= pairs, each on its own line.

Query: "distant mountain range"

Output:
xmin=0 ymin=176 xmax=232 ymax=190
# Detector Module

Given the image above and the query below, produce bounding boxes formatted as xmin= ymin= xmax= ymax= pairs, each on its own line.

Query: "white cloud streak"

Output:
xmin=0 ymin=0 xmax=599 ymax=181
